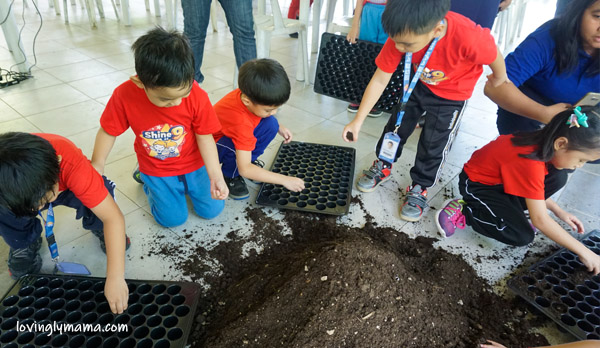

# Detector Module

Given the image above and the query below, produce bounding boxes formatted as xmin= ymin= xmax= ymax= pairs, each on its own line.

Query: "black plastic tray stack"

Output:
xmin=256 ymin=141 xmax=355 ymax=216
xmin=314 ymin=32 xmax=404 ymax=112
xmin=507 ymin=230 xmax=600 ymax=340
xmin=0 ymin=274 xmax=200 ymax=347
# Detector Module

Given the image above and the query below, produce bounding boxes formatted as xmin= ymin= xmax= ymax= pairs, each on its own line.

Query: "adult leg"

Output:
xmin=219 ymin=0 xmax=257 ymax=68
xmin=252 ymin=116 xmax=279 ymax=161
xmin=186 ymin=166 xmax=225 ymax=219
xmin=140 ymin=173 xmax=189 ymax=227
xmin=459 ymin=171 xmax=534 ymax=246
xmin=409 ymin=88 xmax=465 ymax=189
xmin=181 ymin=0 xmax=212 ymax=83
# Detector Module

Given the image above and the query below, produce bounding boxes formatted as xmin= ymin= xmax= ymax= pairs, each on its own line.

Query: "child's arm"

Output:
xmin=89 ymin=194 xmax=128 ymax=314
xmin=346 ymin=0 xmax=365 ymax=44
xmin=527 ymin=198 xmax=600 ymax=275
xmin=546 ymin=198 xmax=585 ymax=234
xmin=481 ymin=339 xmax=599 ymax=348
xmin=342 ymin=68 xmax=394 ymax=142
xmin=236 ymin=149 xmax=305 ymax=192
xmin=91 ymin=128 xmax=117 ymax=174
xmin=196 ymin=134 xmax=229 ymax=200
xmin=485 ymin=47 xmax=509 ymax=88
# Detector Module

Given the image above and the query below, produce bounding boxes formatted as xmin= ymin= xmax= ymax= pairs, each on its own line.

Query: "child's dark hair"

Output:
xmin=131 ymin=27 xmax=195 ymax=89
xmin=0 ymin=133 xmax=60 ymax=218
xmin=238 ymin=58 xmax=291 ymax=106
xmin=511 ymin=105 xmax=600 ymax=161
xmin=382 ymin=0 xmax=450 ymax=37
xmin=551 ymin=0 xmax=599 ymax=76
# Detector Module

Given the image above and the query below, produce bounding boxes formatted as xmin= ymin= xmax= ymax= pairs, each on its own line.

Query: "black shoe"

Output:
xmin=91 ymin=230 xmax=131 ymax=254
xmin=132 ymin=164 xmax=143 ymax=184
xmin=8 ymin=237 xmax=43 ymax=279
xmin=225 ymin=176 xmax=250 ymax=200
xmin=249 ymin=159 xmax=265 ymax=184
xmin=289 ymin=32 xmax=298 ymax=38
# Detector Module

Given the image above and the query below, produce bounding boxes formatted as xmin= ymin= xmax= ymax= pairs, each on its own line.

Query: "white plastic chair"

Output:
xmin=255 ymin=0 xmax=310 ymax=82
xmin=311 ymin=0 xmax=352 ymax=53
xmin=61 ymin=0 xmax=119 ymax=28
xmin=326 ymin=15 xmax=352 ymax=35
xmin=493 ymin=0 xmax=530 ymax=53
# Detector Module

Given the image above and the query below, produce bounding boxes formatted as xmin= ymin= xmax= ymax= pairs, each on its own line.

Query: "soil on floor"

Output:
xmin=149 ymin=203 xmax=552 ymax=348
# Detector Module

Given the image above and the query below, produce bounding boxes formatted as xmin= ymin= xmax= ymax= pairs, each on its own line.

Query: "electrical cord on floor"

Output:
xmin=0 ymin=0 xmax=42 ymax=88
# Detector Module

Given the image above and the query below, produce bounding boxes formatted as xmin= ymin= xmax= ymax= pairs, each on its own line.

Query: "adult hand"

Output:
xmin=543 ymin=103 xmax=571 ymax=123
xmin=486 ymin=73 xmax=509 ymax=88
xmin=105 ymin=276 xmax=129 ymax=314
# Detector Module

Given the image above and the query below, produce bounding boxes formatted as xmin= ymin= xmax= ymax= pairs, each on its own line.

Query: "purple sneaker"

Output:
xmin=436 ymin=199 xmax=466 ymax=238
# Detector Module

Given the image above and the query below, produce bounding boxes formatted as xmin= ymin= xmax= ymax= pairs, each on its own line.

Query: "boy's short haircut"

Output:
xmin=382 ymin=0 xmax=450 ymax=37
xmin=0 ymin=133 xmax=60 ymax=218
xmin=238 ymin=58 xmax=291 ymax=106
xmin=131 ymin=27 xmax=195 ymax=89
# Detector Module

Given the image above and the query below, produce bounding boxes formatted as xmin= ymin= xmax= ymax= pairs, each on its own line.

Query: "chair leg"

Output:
xmin=144 ymin=0 xmax=149 ymax=11
xmin=54 ymin=0 xmax=61 ymax=15
xmin=121 ymin=0 xmax=131 ymax=25
xmin=255 ymin=30 xmax=271 ymax=59
xmin=154 ymin=0 xmax=160 ymax=17
xmin=165 ymin=0 xmax=174 ymax=29
xmin=210 ymin=1 xmax=218 ymax=32
xmin=63 ymin=0 xmax=69 ymax=22
xmin=96 ymin=0 xmax=105 ymax=19
xmin=85 ymin=0 xmax=97 ymax=27
xmin=110 ymin=0 xmax=119 ymax=20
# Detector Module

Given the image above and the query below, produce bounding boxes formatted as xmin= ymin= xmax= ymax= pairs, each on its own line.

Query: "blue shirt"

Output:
xmin=497 ymin=20 xmax=600 ymax=134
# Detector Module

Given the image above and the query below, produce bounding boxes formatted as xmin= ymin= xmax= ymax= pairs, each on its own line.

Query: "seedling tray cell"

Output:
xmin=507 ymin=230 xmax=600 ymax=340
xmin=0 ymin=274 xmax=200 ymax=347
xmin=314 ymin=32 xmax=404 ymax=112
xmin=256 ymin=141 xmax=355 ymax=216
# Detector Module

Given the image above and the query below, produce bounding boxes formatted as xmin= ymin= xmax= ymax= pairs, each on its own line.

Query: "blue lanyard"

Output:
xmin=39 ymin=203 xmax=59 ymax=262
xmin=394 ymin=36 xmax=440 ymax=130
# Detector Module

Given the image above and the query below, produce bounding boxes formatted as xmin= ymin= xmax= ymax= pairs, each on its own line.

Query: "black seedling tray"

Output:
xmin=256 ymin=141 xmax=355 ymax=216
xmin=0 ymin=274 xmax=201 ymax=347
xmin=314 ymin=32 xmax=404 ymax=112
xmin=507 ymin=230 xmax=600 ymax=340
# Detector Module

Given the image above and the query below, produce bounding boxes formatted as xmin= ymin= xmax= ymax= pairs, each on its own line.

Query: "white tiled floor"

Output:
xmin=0 ymin=0 xmax=597 ymax=344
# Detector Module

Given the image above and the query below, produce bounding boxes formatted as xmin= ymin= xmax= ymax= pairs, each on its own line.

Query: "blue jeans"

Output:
xmin=181 ymin=0 xmax=257 ymax=83
xmin=140 ymin=166 xmax=225 ymax=227
xmin=216 ymin=116 xmax=279 ymax=178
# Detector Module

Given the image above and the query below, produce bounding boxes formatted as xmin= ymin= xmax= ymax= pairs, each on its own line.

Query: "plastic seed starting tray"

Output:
xmin=0 ymin=274 xmax=200 ymax=348
xmin=314 ymin=32 xmax=404 ymax=112
xmin=507 ymin=230 xmax=600 ymax=340
xmin=256 ymin=141 xmax=355 ymax=216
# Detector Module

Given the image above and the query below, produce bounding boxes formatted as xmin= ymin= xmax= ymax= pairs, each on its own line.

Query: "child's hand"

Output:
xmin=211 ymin=178 xmax=229 ymax=200
xmin=555 ymin=210 xmax=585 ymax=234
xmin=480 ymin=340 xmax=507 ymax=348
xmin=346 ymin=26 xmax=360 ymax=44
xmin=342 ymin=121 xmax=362 ymax=142
xmin=486 ymin=73 xmax=509 ymax=88
xmin=105 ymin=276 xmax=129 ymax=314
xmin=278 ymin=126 xmax=293 ymax=144
xmin=579 ymin=249 xmax=600 ymax=275
xmin=283 ymin=177 xmax=305 ymax=192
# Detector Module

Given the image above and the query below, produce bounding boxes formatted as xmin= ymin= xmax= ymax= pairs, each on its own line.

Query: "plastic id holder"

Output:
xmin=54 ymin=261 xmax=91 ymax=275
xmin=378 ymin=132 xmax=400 ymax=164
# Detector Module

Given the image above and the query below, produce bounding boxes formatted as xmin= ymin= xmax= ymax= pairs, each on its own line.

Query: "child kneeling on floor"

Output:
xmin=437 ymin=106 xmax=600 ymax=275
xmin=213 ymin=58 xmax=305 ymax=200
xmin=0 ymin=132 xmax=130 ymax=313
xmin=92 ymin=27 xmax=228 ymax=226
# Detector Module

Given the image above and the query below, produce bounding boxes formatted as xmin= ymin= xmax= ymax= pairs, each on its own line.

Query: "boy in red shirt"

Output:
xmin=0 ymin=132 xmax=130 ymax=314
xmin=92 ymin=28 xmax=228 ymax=227
xmin=342 ymin=0 xmax=508 ymax=222
xmin=213 ymin=59 xmax=304 ymax=199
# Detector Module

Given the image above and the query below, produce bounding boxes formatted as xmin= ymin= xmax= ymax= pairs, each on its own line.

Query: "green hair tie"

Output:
xmin=567 ymin=106 xmax=589 ymax=128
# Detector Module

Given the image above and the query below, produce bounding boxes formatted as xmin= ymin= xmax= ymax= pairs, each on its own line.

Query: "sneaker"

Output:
xmin=249 ymin=159 xmax=266 ymax=184
xmin=347 ymin=103 xmax=359 ymax=113
xmin=400 ymin=185 xmax=428 ymax=222
xmin=356 ymin=159 xmax=392 ymax=193
xmin=225 ymin=176 xmax=250 ymax=200
xmin=132 ymin=164 xmax=143 ymax=184
xmin=91 ymin=230 xmax=131 ymax=254
xmin=435 ymin=199 xmax=466 ymax=238
xmin=368 ymin=109 xmax=383 ymax=118
xmin=8 ymin=237 xmax=43 ymax=279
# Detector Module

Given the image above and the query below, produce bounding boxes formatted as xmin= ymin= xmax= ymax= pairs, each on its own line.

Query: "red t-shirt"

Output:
xmin=375 ymin=11 xmax=497 ymax=101
xmin=36 ymin=133 xmax=108 ymax=209
xmin=463 ymin=135 xmax=548 ymax=200
xmin=212 ymin=89 xmax=263 ymax=151
xmin=101 ymin=80 xmax=221 ymax=177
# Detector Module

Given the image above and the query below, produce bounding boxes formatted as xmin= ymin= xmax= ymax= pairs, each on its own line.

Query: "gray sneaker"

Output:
xmin=8 ymin=237 xmax=43 ymax=279
xmin=400 ymin=185 xmax=428 ymax=222
xmin=225 ymin=176 xmax=250 ymax=200
xmin=356 ymin=159 xmax=392 ymax=193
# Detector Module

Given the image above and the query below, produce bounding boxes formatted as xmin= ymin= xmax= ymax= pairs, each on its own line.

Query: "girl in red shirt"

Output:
xmin=437 ymin=105 xmax=600 ymax=275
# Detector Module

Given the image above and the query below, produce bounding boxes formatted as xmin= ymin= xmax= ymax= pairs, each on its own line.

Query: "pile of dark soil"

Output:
xmin=148 ymin=204 xmax=551 ymax=348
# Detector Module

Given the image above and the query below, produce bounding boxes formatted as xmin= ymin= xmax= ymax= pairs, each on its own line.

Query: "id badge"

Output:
xmin=378 ymin=132 xmax=400 ymax=163
xmin=54 ymin=262 xmax=91 ymax=275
